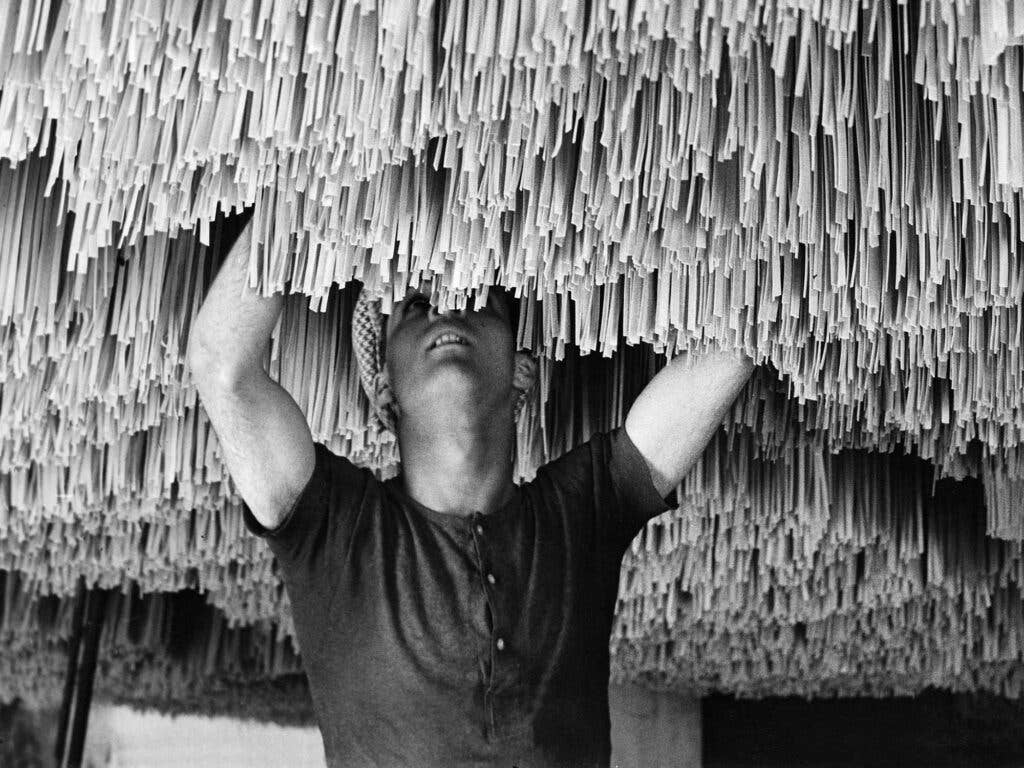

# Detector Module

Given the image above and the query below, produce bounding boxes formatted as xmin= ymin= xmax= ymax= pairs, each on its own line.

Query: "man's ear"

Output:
xmin=512 ymin=351 xmax=538 ymax=395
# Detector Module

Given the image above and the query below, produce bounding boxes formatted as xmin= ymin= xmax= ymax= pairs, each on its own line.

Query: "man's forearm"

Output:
xmin=187 ymin=216 xmax=284 ymax=381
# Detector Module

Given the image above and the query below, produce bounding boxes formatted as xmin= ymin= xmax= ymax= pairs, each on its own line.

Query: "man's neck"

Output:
xmin=396 ymin=408 xmax=515 ymax=518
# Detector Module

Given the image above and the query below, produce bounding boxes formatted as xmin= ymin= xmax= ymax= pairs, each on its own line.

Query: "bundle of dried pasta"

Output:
xmin=612 ymin=439 xmax=1024 ymax=697
xmin=0 ymin=575 xmax=304 ymax=713
xmin=1 ymin=0 xmax=1024 ymax=699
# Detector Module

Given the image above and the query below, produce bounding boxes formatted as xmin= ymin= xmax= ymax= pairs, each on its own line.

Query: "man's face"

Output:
xmin=383 ymin=283 xmax=517 ymax=427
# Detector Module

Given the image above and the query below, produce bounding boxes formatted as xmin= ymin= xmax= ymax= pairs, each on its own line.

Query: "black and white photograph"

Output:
xmin=0 ymin=0 xmax=1023 ymax=766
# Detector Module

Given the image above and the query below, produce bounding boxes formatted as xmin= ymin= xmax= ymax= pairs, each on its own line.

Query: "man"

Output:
xmin=187 ymin=211 xmax=754 ymax=767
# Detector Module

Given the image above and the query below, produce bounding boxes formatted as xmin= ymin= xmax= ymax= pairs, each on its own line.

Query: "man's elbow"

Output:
xmin=186 ymin=327 xmax=248 ymax=392
xmin=723 ymin=347 xmax=756 ymax=377
xmin=186 ymin=326 xmax=220 ymax=381
xmin=715 ymin=348 xmax=756 ymax=397
xmin=684 ymin=348 xmax=755 ymax=399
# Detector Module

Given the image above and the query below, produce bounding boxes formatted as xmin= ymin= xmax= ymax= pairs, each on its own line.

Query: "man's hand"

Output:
xmin=624 ymin=347 xmax=755 ymax=499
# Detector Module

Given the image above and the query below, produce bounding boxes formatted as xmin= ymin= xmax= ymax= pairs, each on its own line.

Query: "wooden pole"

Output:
xmin=54 ymin=578 xmax=87 ymax=766
xmin=63 ymin=588 xmax=107 ymax=768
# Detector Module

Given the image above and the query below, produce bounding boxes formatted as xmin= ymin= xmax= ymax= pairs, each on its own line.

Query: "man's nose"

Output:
xmin=428 ymin=302 xmax=466 ymax=320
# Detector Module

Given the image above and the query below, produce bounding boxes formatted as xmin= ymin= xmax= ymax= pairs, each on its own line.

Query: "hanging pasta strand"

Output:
xmin=1 ymin=0 xmax=1024 ymax=701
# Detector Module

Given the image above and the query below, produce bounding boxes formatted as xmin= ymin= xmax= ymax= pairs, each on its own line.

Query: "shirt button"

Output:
xmin=486 ymin=573 xmax=496 ymax=585
xmin=474 ymin=523 xmax=484 ymax=535
xmin=496 ymin=637 xmax=505 ymax=651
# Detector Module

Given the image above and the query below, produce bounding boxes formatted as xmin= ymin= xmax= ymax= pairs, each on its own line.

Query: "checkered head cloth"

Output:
xmin=351 ymin=288 xmax=397 ymax=434
xmin=351 ymin=287 xmax=530 ymax=435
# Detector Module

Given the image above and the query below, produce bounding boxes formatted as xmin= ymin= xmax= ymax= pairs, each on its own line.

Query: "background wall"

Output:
xmin=610 ymin=684 xmax=702 ymax=768
xmin=704 ymin=689 xmax=1024 ymax=768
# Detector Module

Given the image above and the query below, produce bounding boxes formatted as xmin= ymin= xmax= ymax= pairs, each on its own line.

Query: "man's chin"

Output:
xmin=423 ymin=370 xmax=478 ymax=400
xmin=407 ymin=369 xmax=497 ymax=411
xmin=422 ymin=357 xmax=478 ymax=382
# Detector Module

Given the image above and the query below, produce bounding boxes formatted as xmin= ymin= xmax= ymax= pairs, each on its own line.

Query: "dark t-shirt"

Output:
xmin=242 ymin=426 xmax=675 ymax=767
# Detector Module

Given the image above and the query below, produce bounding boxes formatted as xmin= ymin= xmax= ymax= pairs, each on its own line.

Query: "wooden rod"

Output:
xmin=54 ymin=577 xmax=87 ymax=766
xmin=64 ymin=589 xmax=108 ymax=768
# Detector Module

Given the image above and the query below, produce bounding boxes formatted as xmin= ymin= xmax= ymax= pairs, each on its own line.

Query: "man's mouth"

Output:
xmin=429 ymin=333 xmax=469 ymax=349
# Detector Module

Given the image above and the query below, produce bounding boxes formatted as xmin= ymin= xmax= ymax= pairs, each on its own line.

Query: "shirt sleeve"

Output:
xmin=605 ymin=425 xmax=679 ymax=529
xmin=240 ymin=442 xmax=375 ymax=588
xmin=534 ymin=425 xmax=678 ymax=554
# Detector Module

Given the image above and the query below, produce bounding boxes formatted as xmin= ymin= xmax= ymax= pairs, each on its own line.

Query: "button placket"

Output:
xmin=470 ymin=512 xmax=501 ymax=736
xmin=471 ymin=513 xmax=497 ymax=598
xmin=468 ymin=512 xmax=509 ymax=733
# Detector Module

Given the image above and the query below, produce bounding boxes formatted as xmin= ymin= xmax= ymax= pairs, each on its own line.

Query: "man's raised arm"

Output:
xmin=624 ymin=347 xmax=755 ymax=499
xmin=186 ymin=212 xmax=316 ymax=532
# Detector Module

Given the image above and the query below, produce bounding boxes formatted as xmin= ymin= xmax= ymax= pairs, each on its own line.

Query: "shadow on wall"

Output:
xmin=0 ymin=701 xmax=58 ymax=768
xmin=704 ymin=688 xmax=1024 ymax=768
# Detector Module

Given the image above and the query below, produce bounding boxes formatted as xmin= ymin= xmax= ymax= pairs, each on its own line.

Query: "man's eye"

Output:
xmin=485 ymin=291 xmax=504 ymax=315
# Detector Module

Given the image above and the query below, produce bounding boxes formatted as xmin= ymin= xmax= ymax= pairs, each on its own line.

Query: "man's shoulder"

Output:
xmin=527 ymin=429 xmax=615 ymax=494
xmin=536 ymin=429 xmax=615 ymax=472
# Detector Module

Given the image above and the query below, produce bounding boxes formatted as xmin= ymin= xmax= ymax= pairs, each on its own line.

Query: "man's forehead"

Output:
xmin=396 ymin=281 xmax=510 ymax=309
xmin=402 ymin=278 xmax=434 ymax=296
